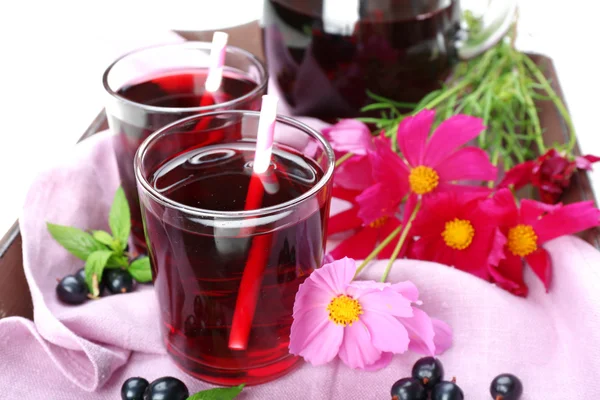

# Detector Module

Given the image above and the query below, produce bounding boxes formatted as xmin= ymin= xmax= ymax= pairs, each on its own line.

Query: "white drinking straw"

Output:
xmin=204 ymin=31 xmax=228 ymax=93
xmin=252 ymin=95 xmax=278 ymax=174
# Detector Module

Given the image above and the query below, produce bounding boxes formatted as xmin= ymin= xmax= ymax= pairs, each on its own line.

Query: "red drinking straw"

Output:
xmin=229 ymin=95 xmax=279 ymax=350
xmin=195 ymin=32 xmax=228 ymax=129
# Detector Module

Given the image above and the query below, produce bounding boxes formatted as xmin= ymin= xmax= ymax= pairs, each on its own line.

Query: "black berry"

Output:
xmin=390 ymin=377 xmax=427 ymax=400
xmin=104 ymin=269 xmax=135 ymax=294
xmin=56 ymin=275 xmax=88 ymax=304
xmin=143 ymin=377 xmax=189 ymax=400
xmin=490 ymin=373 xmax=523 ymax=400
xmin=121 ymin=377 xmax=149 ymax=400
xmin=75 ymin=268 xmax=105 ymax=294
xmin=432 ymin=381 xmax=464 ymax=400
xmin=412 ymin=357 xmax=444 ymax=390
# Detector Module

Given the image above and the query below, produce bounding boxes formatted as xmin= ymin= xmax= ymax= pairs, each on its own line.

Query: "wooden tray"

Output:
xmin=0 ymin=26 xmax=597 ymax=321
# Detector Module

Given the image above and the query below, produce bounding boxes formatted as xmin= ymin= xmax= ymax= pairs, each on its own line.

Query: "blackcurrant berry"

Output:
xmin=432 ymin=381 xmax=464 ymax=400
xmin=390 ymin=377 xmax=427 ymax=400
xmin=104 ymin=269 xmax=135 ymax=294
xmin=56 ymin=275 xmax=88 ymax=305
xmin=121 ymin=377 xmax=149 ymax=400
xmin=490 ymin=373 xmax=523 ymax=400
xmin=143 ymin=377 xmax=189 ymax=400
xmin=75 ymin=268 xmax=106 ymax=294
xmin=412 ymin=357 xmax=444 ymax=390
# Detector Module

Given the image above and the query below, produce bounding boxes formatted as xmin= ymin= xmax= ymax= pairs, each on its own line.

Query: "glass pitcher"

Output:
xmin=262 ymin=0 xmax=517 ymax=120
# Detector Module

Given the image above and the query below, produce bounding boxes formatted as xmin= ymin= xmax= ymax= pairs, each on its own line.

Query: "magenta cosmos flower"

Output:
xmin=322 ymin=119 xmax=376 ymax=191
xmin=487 ymin=189 xmax=600 ymax=296
xmin=409 ymin=192 xmax=507 ymax=280
xmin=289 ymin=258 xmax=452 ymax=370
xmin=357 ymin=109 xmax=497 ymax=225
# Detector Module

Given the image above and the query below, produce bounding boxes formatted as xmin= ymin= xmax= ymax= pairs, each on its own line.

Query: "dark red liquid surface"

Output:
xmin=262 ymin=0 xmax=461 ymax=119
xmin=108 ymin=69 xmax=260 ymax=252
xmin=141 ymin=142 xmax=329 ymax=385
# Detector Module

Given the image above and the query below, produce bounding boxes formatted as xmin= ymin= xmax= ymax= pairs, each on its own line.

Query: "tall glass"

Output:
xmin=103 ymin=42 xmax=268 ymax=251
xmin=134 ymin=110 xmax=334 ymax=385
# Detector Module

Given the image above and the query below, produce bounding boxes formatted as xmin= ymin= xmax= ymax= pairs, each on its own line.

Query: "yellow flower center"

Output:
xmin=369 ymin=216 xmax=388 ymax=229
xmin=327 ymin=295 xmax=362 ymax=326
xmin=409 ymin=166 xmax=439 ymax=195
xmin=442 ymin=218 xmax=475 ymax=250
xmin=507 ymin=224 xmax=538 ymax=257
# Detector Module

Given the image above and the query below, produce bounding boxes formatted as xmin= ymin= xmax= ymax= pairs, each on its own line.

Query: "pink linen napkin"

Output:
xmin=2 ymin=129 xmax=600 ymax=399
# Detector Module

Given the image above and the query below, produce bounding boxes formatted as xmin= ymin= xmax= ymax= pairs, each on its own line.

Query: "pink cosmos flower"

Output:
xmin=357 ymin=109 xmax=497 ymax=225
xmin=409 ymin=192 xmax=507 ymax=280
xmin=289 ymin=258 xmax=452 ymax=370
xmin=486 ymin=189 xmax=600 ymax=295
xmin=322 ymin=119 xmax=375 ymax=191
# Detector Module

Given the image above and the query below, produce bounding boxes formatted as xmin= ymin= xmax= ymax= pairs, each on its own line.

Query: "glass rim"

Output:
xmin=134 ymin=110 xmax=335 ymax=219
xmin=102 ymin=41 xmax=269 ymax=114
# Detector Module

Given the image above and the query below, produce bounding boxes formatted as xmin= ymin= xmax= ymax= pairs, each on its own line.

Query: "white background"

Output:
xmin=0 ymin=0 xmax=598 ymax=236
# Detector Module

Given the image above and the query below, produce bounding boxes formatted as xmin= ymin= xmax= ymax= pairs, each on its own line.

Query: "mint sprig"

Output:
xmin=186 ymin=384 xmax=245 ymax=400
xmin=47 ymin=186 xmax=153 ymax=297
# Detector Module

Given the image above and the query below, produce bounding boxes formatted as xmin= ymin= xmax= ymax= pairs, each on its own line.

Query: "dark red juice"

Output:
xmin=262 ymin=0 xmax=462 ymax=119
xmin=109 ymin=69 xmax=260 ymax=251
xmin=141 ymin=142 xmax=327 ymax=385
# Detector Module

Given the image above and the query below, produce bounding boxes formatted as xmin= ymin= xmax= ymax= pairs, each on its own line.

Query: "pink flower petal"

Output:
xmin=431 ymin=319 xmax=453 ymax=355
xmin=396 ymin=109 xmax=435 ymax=166
xmin=289 ymin=308 xmax=344 ymax=366
xmin=328 ymin=207 xmax=363 ymax=236
xmin=338 ymin=320 xmax=382 ymax=369
xmin=360 ymin=311 xmax=410 ymax=354
xmin=356 ymin=183 xmax=404 ymax=225
xmin=352 ymin=286 xmax=413 ymax=318
xmin=423 ymin=114 xmax=486 ymax=166
xmin=519 ymin=199 xmax=561 ymax=226
xmin=488 ymin=254 xmax=528 ymax=297
xmin=488 ymin=228 xmax=508 ymax=267
xmin=322 ymin=119 xmax=373 ymax=155
xmin=397 ymin=308 xmax=436 ymax=356
xmin=293 ymin=280 xmax=335 ymax=316
xmin=309 ymin=258 xmax=357 ymax=296
xmin=576 ymin=154 xmax=600 ymax=170
xmin=532 ymin=201 xmax=600 ymax=243
xmin=525 ymin=248 xmax=552 ymax=292
xmin=362 ymin=352 xmax=394 ymax=371
xmin=329 ymin=226 xmax=379 ymax=261
xmin=371 ymin=138 xmax=411 ymax=184
xmin=435 ymin=147 xmax=497 ymax=182
xmin=390 ymin=281 xmax=420 ymax=302
xmin=499 ymin=161 xmax=535 ymax=190
xmin=334 ymin=156 xmax=375 ymax=191
xmin=332 ymin=187 xmax=361 ymax=204
xmin=435 ymin=182 xmax=493 ymax=195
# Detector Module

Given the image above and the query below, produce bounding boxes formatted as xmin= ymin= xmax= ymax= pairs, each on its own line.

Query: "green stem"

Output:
xmin=418 ymin=79 xmax=471 ymax=111
xmin=516 ymin=54 xmax=545 ymax=153
xmin=380 ymin=199 xmax=422 ymax=282
xmin=354 ymin=224 xmax=403 ymax=278
xmin=335 ymin=152 xmax=354 ymax=168
xmin=521 ymin=54 xmax=576 ymax=152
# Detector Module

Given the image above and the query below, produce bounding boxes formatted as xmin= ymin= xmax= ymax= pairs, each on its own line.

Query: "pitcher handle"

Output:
xmin=455 ymin=0 xmax=518 ymax=60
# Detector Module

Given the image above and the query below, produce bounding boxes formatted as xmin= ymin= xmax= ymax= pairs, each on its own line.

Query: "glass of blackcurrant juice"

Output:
xmin=134 ymin=110 xmax=334 ymax=385
xmin=103 ymin=42 xmax=268 ymax=252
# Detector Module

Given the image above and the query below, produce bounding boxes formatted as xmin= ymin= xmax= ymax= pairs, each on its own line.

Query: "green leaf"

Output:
xmin=109 ymin=187 xmax=131 ymax=250
xmin=47 ymin=223 xmax=107 ymax=260
xmin=106 ymin=253 xmax=129 ymax=268
xmin=186 ymin=384 xmax=245 ymax=400
xmin=84 ymin=250 xmax=113 ymax=297
xmin=92 ymin=230 xmax=115 ymax=248
xmin=127 ymin=256 xmax=152 ymax=283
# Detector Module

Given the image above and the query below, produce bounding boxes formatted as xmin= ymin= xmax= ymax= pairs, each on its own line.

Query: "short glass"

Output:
xmin=103 ymin=42 xmax=268 ymax=251
xmin=134 ymin=110 xmax=334 ymax=385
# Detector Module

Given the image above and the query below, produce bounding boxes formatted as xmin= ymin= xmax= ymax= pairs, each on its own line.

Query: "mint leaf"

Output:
xmin=92 ymin=230 xmax=114 ymax=248
xmin=47 ymin=223 xmax=107 ymax=260
xmin=127 ymin=256 xmax=152 ymax=283
xmin=109 ymin=187 xmax=131 ymax=250
xmin=84 ymin=250 xmax=113 ymax=297
xmin=106 ymin=253 xmax=129 ymax=268
xmin=186 ymin=384 xmax=245 ymax=400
